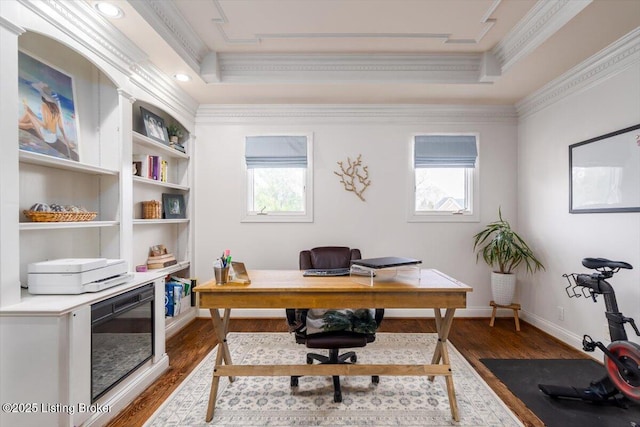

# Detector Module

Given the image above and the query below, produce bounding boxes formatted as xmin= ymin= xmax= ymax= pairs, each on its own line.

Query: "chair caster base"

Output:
xmin=291 ymin=376 xmax=299 ymax=387
xmin=372 ymin=375 xmax=379 ymax=384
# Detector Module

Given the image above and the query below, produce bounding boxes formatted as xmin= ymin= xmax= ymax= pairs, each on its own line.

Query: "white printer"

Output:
xmin=28 ymin=258 xmax=132 ymax=294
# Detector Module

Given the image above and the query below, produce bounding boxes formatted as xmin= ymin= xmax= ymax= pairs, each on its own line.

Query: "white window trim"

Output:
xmin=408 ymin=133 xmax=480 ymax=223
xmin=241 ymin=133 xmax=314 ymax=223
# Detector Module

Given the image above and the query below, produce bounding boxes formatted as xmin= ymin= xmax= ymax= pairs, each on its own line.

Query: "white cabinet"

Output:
xmin=0 ymin=276 xmax=168 ymax=427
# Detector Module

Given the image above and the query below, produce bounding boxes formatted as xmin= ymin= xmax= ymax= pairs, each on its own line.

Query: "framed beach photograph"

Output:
xmin=569 ymin=124 xmax=640 ymax=213
xmin=18 ymin=50 xmax=80 ymax=161
xmin=141 ymin=106 xmax=170 ymax=145
xmin=162 ymin=193 xmax=186 ymax=219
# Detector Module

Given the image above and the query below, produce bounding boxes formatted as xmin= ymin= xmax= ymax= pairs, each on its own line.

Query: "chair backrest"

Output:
xmin=299 ymin=246 xmax=361 ymax=270
xmin=290 ymin=246 xmax=383 ymax=336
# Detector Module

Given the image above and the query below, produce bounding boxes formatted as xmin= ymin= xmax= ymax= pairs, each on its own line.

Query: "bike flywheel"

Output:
xmin=605 ymin=340 xmax=640 ymax=402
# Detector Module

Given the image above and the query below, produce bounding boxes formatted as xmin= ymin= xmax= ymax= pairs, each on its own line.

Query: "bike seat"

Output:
xmin=582 ymin=258 xmax=633 ymax=270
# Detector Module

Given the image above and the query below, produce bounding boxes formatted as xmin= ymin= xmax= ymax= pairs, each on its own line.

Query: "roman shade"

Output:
xmin=414 ymin=135 xmax=478 ymax=168
xmin=245 ymin=135 xmax=308 ymax=168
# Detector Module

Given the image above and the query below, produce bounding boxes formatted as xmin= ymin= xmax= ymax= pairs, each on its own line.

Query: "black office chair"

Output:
xmin=285 ymin=246 xmax=384 ymax=402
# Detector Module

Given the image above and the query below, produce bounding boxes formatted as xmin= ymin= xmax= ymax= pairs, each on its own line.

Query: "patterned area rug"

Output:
xmin=145 ymin=333 xmax=522 ymax=426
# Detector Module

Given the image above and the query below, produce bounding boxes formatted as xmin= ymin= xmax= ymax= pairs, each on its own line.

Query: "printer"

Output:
xmin=28 ymin=258 xmax=133 ymax=294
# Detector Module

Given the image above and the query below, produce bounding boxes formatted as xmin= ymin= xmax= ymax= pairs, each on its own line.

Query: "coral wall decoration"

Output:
xmin=334 ymin=154 xmax=371 ymax=201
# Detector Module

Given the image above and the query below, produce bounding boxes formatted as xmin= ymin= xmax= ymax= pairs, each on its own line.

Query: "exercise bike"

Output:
xmin=539 ymin=258 xmax=640 ymax=406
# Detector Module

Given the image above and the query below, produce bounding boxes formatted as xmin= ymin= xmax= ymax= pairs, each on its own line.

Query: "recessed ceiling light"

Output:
xmin=173 ymin=73 xmax=191 ymax=82
xmin=95 ymin=2 xmax=124 ymax=19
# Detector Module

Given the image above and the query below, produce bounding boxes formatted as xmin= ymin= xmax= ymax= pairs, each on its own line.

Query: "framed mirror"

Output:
xmin=569 ymin=124 xmax=640 ymax=213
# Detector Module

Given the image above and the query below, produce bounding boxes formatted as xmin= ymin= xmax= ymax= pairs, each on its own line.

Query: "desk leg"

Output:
xmin=429 ymin=308 xmax=459 ymax=422
xmin=205 ymin=308 xmax=234 ymax=422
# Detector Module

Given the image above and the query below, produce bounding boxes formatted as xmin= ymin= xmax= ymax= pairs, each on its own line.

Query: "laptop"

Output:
xmin=231 ymin=261 xmax=251 ymax=284
xmin=303 ymin=268 xmax=351 ymax=277
xmin=350 ymin=257 xmax=422 ymax=269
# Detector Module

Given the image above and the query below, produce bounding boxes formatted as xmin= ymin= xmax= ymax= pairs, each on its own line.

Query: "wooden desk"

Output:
xmin=195 ymin=269 xmax=472 ymax=422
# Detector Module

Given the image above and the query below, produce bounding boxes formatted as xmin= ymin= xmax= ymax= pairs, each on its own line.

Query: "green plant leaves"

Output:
xmin=472 ymin=208 xmax=544 ymax=274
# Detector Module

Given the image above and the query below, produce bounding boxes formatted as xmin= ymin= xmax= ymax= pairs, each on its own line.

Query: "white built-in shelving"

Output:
xmin=131 ymin=104 xmax=195 ymax=333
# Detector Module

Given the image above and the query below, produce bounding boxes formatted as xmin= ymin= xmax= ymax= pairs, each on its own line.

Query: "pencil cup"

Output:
xmin=214 ymin=266 xmax=230 ymax=284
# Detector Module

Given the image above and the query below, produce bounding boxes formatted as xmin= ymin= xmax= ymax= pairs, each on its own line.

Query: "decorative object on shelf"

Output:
xmin=334 ymin=154 xmax=371 ymax=201
xmin=18 ymin=50 xmax=79 ymax=161
xmin=140 ymin=106 xmax=169 ymax=145
xmin=472 ymin=207 xmax=545 ymax=305
xmin=147 ymin=244 xmax=177 ymax=269
xmin=569 ymin=123 xmax=640 ymax=213
xmin=132 ymin=161 xmax=142 ymax=177
xmin=167 ymin=123 xmax=186 ymax=153
xmin=167 ymin=123 xmax=183 ymax=143
xmin=23 ymin=202 xmax=96 ymax=222
xmin=162 ymin=193 xmax=186 ymax=219
xmin=142 ymin=200 xmax=162 ymax=219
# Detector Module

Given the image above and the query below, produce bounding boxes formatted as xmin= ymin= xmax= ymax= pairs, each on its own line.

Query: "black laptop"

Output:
xmin=303 ymin=268 xmax=351 ymax=277
xmin=350 ymin=257 xmax=422 ymax=269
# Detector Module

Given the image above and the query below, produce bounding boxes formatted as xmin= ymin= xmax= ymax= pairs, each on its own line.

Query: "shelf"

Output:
xmin=19 ymin=151 xmax=119 ymax=176
xmin=133 ymin=219 xmax=189 ymax=225
xmin=19 ymin=220 xmax=120 ymax=231
xmin=147 ymin=260 xmax=190 ymax=276
xmin=132 ymin=131 xmax=189 ymax=159
xmin=133 ymin=176 xmax=189 ymax=191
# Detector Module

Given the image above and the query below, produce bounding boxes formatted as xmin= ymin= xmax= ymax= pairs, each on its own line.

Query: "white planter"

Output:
xmin=491 ymin=272 xmax=516 ymax=305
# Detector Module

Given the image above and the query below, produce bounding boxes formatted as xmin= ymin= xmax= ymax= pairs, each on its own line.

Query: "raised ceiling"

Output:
xmin=101 ymin=0 xmax=639 ymax=105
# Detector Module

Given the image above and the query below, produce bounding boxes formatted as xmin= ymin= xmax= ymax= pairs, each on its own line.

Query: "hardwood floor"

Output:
xmin=106 ymin=317 xmax=589 ymax=427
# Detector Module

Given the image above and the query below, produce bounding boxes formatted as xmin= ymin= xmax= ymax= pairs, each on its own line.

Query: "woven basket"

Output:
xmin=142 ymin=200 xmax=162 ymax=219
xmin=23 ymin=210 xmax=98 ymax=222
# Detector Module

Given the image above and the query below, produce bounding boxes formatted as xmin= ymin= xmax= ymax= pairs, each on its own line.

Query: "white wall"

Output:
xmin=517 ymin=50 xmax=640 ymax=348
xmin=194 ymin=106 xmax=518 ymax=316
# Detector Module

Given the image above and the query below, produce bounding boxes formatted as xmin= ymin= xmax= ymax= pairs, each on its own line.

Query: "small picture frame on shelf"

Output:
xmin=162 ymin=193 xmax=186 ymax=219
xmin=141 ymin=106 xmax=169 ymax=145
xmin=132 ymin=161 xmax=142 ymax=177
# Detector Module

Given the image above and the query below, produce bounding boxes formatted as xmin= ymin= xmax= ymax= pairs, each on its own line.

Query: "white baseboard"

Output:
xmin=520 ymin=309 xmax=592 ymax=353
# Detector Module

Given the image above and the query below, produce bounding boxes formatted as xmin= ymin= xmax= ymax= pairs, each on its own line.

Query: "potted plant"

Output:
xmin=472 ymin=208 xmax=544 ymax=305
xmin=166 ymin=123 xmax=183 ymax=144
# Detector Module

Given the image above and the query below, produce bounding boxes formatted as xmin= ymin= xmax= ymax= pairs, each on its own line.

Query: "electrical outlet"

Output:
xmin=557 ymin=306 xmax=564 ymax=321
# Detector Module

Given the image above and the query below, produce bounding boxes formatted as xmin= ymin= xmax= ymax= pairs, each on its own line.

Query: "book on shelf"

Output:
xmin=161 ymin=160 xmax=168 ymax=182
xmin=148 ymin=258 xmax=177 ymax=269
xmin=147 ymin=244 xmax=177 ymax=268
xmin=170 ymin=142 xmax=185 ymax=153
xmin=133 ymin=154 xmax=166 ymax=182
xmin=147 ymin=254 xmax=176 ymax=264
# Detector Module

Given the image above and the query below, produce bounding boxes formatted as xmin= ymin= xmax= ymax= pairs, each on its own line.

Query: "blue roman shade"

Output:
xmin=414 ymin=135 xmax=478 ymax=168
xmin=245 ymin=135 xmax=308 ymax=168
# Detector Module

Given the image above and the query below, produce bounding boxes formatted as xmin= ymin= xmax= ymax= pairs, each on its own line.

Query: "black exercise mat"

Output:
xmin=481 ymin=358 xmax=640 ymax=427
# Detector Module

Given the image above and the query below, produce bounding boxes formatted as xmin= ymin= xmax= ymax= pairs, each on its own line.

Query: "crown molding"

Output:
xmin=19 ymin=0 xmax=146 ymax=76
xmin=516 ymin=27 xmax=640 ymax=118
xmin=18 ymin=1 xmax=198 ymax=118
xmin=0 ymin=16 xmax=26 ymax=35
xmin=215 ymin=53 xmax=487 ymax=84
xmin=197 ymin=104 xmax=517 ymax=125
xmin=127 ymin=0 xmax=208 ymax=73
xmin=130 ymin=60 xmax=199 ymax=117
xmin=493 ymin=0 xmax=592 ymax=74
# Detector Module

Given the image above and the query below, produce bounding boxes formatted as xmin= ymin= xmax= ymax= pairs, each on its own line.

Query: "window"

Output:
xmin=410 ymin=134 xmax=479 ymax=222
xmin=242 ymin=134 xmax=313 ymax=222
